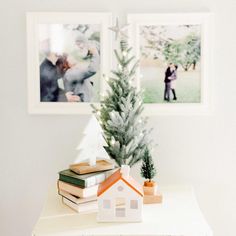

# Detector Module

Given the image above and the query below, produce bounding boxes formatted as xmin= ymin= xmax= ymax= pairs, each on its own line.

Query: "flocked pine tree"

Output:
xmin=92 ymin=20 xmax=151 ymax=167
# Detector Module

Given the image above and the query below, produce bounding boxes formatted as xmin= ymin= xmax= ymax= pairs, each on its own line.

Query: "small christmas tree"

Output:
xmin=141 ymin=147 xmax=162 ymax=203
xmin=140 ymin=147 xmax=157 ymax=182
xmin=92 ymin=20 xmax=150 ymax=167
xmin=74 ymin=115 xmax=109 ymax=166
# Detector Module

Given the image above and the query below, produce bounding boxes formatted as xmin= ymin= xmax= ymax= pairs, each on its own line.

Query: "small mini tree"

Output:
xmin=140 ymin=147 xmax=156 ymax=183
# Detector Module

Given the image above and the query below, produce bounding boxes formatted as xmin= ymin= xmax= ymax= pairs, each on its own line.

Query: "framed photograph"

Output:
xmin=27 ymin=12 xmax=112 ymax=114
xmin=128 ymin=13 xmax=214 ymax=115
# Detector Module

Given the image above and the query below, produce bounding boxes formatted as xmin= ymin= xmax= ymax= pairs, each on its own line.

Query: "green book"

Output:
xmin=59 ymin=168 xmax=117 ymax=188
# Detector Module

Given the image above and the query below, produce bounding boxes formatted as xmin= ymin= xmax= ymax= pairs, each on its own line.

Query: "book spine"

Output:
xmin=59 ymin=190 xmax=97 ymax=204
xmin=58 ymin=181 xmax=83 ymax=197
xmin=59 ymin=174 xmax=85 ymax=188
xmin=59 ymin=190 xmax=80 ymax=204
xmin=60 ymin=169 xmax=117 ymax=188
xmin=62 ymin=197 xmax=97 ymax=213
xmin=58 ymin=181 xmax=97 ymax=198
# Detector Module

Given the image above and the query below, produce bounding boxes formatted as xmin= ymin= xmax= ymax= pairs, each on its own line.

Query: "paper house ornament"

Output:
xmin=74 ymin=115 xmax=109 ymax=166
xmin=97 ymin=165 xmax=143 ymax=222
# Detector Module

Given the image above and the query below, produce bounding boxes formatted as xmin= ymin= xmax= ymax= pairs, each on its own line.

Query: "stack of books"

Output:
xmin=58 ymin=164 xmax=116 ymax=213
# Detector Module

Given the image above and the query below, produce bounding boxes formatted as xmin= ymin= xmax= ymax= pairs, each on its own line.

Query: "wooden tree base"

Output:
xmin=70 ymin=160 xmax=114 ymax=174
xmin=143 ymin=185 xmax=157 ymax=195
xmin=143 ymin=194 xmax=163 ymax=204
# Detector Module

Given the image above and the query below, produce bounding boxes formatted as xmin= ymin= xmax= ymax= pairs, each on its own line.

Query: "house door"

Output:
xmin=115 ymin=197 xmax=125 ymax=217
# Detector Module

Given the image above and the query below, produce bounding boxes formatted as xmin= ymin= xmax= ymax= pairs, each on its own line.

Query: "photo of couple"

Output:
xmin=39 ymin=24 xmax=101 ymax=103
xmin=164 ymin=63 xmax=178 ymax=101
xmin=139 ymin=24 xmax=201 ymax=104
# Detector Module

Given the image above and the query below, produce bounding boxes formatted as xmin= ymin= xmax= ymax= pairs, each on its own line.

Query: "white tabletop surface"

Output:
xmin=32 ymin=185 xmax=212 ymax=236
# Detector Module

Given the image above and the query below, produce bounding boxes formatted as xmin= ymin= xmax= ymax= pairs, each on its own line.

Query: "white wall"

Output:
xmin=0 ymin=0 xmax=236 ymax=236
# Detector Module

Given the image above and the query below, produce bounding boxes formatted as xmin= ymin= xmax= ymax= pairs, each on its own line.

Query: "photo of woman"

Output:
xmin=164 ymin=63 xmax=178 ymax=101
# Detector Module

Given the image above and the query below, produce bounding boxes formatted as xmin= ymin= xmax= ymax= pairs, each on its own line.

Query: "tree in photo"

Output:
xmin=183 ymin=33 xmax=201 ymax=70
xmin=92 ymin=20 xmax=151 ymax=167
xmin=140 ymin=25 xmax=167 ymax=60
xmin=163 ymin=32 xmax=201 ymax=71
xmin=140 ymin=147 xmax=157 ymax=182
xmin=140 ymin=25 xmax=201 ymax=71
xmin=163 ymin=40 xmax=182 ymax=65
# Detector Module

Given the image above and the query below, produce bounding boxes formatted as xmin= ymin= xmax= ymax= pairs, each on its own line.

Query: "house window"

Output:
xmin=130 ymin=200 xmax=138 ymax=209
xmin=116 ymin=208 xmax=126 ymax=217
xmin=103 ymin=199 xmax=111 ymax=209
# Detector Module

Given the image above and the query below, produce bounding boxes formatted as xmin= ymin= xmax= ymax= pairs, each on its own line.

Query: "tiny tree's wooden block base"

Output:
xmin=70 ymin=160 xmax=114 ymax=174
xmin=143 ymin=185 xmax=157 ymax=195
xmin=143 ymin=194 xmax=163 ymax=204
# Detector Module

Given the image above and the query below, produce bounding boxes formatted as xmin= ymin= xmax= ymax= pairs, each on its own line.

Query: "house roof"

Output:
xmin=97 ymin=169 xmax=144 ymax=197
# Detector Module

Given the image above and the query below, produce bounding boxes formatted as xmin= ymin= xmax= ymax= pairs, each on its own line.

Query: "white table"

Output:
xmin=32 ymin=185 xmax=212 ymax=236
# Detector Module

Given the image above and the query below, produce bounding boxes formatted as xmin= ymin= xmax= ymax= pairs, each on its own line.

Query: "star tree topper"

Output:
xmin=109 ymin=18 xmax=130 ymax=40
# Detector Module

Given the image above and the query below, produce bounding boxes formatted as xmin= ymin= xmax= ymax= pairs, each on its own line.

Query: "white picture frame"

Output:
xmin=128 ymin=13 xmax=214 ymax=115
xmin=27 ymin=12 xmax=112 ymax=114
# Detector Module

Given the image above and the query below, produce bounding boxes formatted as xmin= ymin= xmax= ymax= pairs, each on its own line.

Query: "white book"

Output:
xmin=59 ymin=190 xmax=97 ymax=204
xmin=62 ymin=197 xmax=98 ymax=213
xmin=58 ymin=180 xmax=98 ymax=198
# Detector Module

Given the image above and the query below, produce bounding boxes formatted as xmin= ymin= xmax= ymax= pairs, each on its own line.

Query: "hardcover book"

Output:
xmin=58 ymin=180 xmax=98 ymax=198
xmin=59 ymin=168 xmax=117 ymax=188
xmin=62 ymin=197 xmax=98 ymax=213
xmin=59 ymin=190 xmax=97 ymax=204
